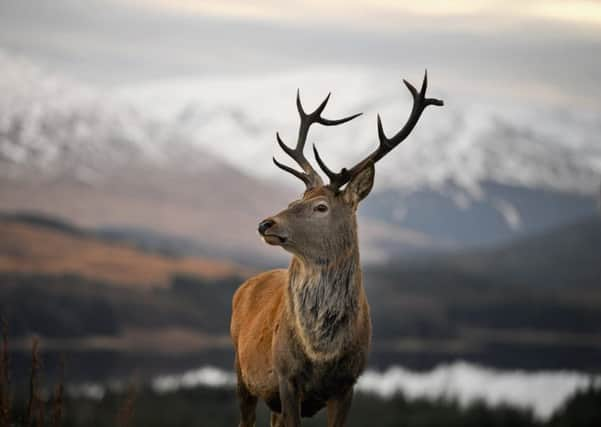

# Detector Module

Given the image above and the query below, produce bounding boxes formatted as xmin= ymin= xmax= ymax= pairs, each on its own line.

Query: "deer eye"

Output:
xmin=314 ymin=203 xmax=329 ymax=213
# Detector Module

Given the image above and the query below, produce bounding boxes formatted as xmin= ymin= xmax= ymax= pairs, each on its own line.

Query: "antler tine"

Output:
xmin=377 ymin=70 xmax=443 ymax=156
xmin=272 ymin=157 xmax=313 ymax=187
xmin=314 ymin=70 xmax=443 ymax=190
xmin=312 ymin=144 xmax=351 ymax=186
xmin=273 ymin=90 xmax=362 ymax=189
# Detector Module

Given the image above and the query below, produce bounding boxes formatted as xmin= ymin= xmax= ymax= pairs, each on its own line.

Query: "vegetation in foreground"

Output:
xmin=1 ymin=330 xmax=601 ymax=427
xmin=5 ymin=381 xmax=601 ymax=427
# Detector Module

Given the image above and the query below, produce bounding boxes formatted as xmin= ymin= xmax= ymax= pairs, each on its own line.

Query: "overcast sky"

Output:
xmin=1 ymin=0 xmax=600 ymax=108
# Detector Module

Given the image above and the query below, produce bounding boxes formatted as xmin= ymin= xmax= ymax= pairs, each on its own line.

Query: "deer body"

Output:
xmin=230 ymin=73 xmax=442 ymax=426
xmin=232 ymin=196 xmax=370 ymax=424
xmin=231 ymin=261 xmax=370 ymax=418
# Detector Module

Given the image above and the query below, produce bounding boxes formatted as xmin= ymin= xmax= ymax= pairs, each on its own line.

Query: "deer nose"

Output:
xmin=258 ymin=219 xmax=275 ymax=236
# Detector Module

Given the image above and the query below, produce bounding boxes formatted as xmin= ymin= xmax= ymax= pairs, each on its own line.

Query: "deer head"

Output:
xmin=258 ymin=71 xmax=443 ymax=262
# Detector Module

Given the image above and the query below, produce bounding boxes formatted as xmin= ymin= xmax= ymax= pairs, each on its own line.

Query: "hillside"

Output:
xmin=1 ymin=213 xmax=601 ymax=381
xmin=376 ymin=215 xmax=601 ymax=288
xmin=0 ymin=215 xmax=246 ymax=381
xmin=0 ymin=214 xmax=247 ymax=289
xmin=363 ymin=216 xmax=601 ymax=371
xmin=438 ymin=215 xmax=601 ymax=288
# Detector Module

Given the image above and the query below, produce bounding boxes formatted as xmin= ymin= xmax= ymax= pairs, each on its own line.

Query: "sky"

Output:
xmin=125 ymin=0 xmax=601 ymax=28
xmin=0 ymin=0 xmax=600 ymax=107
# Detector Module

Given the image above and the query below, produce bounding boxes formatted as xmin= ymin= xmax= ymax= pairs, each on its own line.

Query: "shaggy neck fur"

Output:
xmin=287 ymin=232 xmax=362 ymax=361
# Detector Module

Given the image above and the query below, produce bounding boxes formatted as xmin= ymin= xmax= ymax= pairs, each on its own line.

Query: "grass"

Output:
xmin=0 ymin=320 xmax=66 ymax=427
xmin=1 ymin=318 xmax=11 ymax=427
xmin=116 ymin=385 xmax=136 ymax=427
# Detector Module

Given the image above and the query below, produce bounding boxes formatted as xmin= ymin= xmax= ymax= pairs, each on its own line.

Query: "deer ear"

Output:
xmin=343 ymin=161 xmax=375 ymax=206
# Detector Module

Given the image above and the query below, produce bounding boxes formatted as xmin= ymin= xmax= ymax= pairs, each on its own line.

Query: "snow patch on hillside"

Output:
xmin=144 ymin=362 xmax=600 ymax=421
xmin=0 ymin=51 xmax=218 ymax=182
xmin=118 ymin=69 xmax=601 ymax=197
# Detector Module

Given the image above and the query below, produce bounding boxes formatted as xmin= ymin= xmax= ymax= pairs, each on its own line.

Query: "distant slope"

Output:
xmin=0 ymin=214 xmax=248 ymax=289
xmin=360 ymin=216 xmax=601 ymax=371
xmin=366 ymin=182 xmax=597 ymax=248
xmin=433 ymin=215 xmax=601 ymax=288
xmin=375 ymin=215 xmax=601 ymax=289
xmin=0 ymin=213 xmax=248 ymax=364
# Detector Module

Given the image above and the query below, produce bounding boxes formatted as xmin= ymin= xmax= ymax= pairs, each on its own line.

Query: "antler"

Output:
xmin=273 ymin=90 xmax=362 ymax=189
xmin=313 ymin=70 xmax=443 ymax=190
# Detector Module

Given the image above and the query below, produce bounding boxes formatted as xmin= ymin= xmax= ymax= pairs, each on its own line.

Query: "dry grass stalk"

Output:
xmin=51 ymin=356 xmax=64 ymax=427
xmin=36 ymin=395 xmax=44 ymax=427
xmin=116 ymin=384 xmax=137 ymax=427
xmin=0 ymin=317 xmax=10 ymax=427
xmin=25 ymin=337 xmax=42 ymax=427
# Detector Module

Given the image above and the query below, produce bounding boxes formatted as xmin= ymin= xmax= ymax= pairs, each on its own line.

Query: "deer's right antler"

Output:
xmin=273 ymin=90 xmax=362 ymax=190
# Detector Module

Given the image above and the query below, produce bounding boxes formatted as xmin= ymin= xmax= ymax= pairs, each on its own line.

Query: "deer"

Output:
xmin=230 ymin=72 xmax=443 ymax=427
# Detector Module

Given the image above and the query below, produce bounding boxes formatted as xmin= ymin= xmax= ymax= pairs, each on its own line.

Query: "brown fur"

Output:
xmin=231 ymin=166 xmax=375 ymax=427
xmin=231 ymin=269 xmax=287 ymax=400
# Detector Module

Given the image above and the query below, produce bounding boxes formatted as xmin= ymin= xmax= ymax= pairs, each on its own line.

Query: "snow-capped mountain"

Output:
xmin=117 ymin=68 xmax=601 ymax=197
xmin=1 ymin=50 xmax=599 ymax=261
xmin=0 ymin=51 xmax=223 ymax=182
xmin=0 ymin=52 xmax=444 ymax=262
xmin=116 ymin=67 xmax=601 ymax=245
xmin=0 ymin=51 xmax=295 ymax=262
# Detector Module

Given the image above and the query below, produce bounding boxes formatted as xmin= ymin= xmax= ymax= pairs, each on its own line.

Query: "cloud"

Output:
xmin=122 ymin=0 xmax=601 ymax=30
xmin=531 ymin=1 xmax=601 ymax=25
xmin=1 ymin=0 xmax=600 ymax=107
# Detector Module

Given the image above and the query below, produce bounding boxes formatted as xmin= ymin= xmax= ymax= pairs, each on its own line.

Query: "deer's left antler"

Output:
xmin=313 ymin=70 xmax=443 ymax=190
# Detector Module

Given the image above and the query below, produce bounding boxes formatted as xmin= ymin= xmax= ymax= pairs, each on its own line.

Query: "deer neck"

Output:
xmin=287 ymin=244 xmax=362 ymax=361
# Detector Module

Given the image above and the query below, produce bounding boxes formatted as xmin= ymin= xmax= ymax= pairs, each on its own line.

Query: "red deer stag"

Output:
xmin=231 ymin=72 xmax=443 ymax=427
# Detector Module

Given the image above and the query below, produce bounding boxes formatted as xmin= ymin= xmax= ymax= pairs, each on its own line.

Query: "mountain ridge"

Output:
xmin=1 ymin=51 xmax=599 ymax=261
